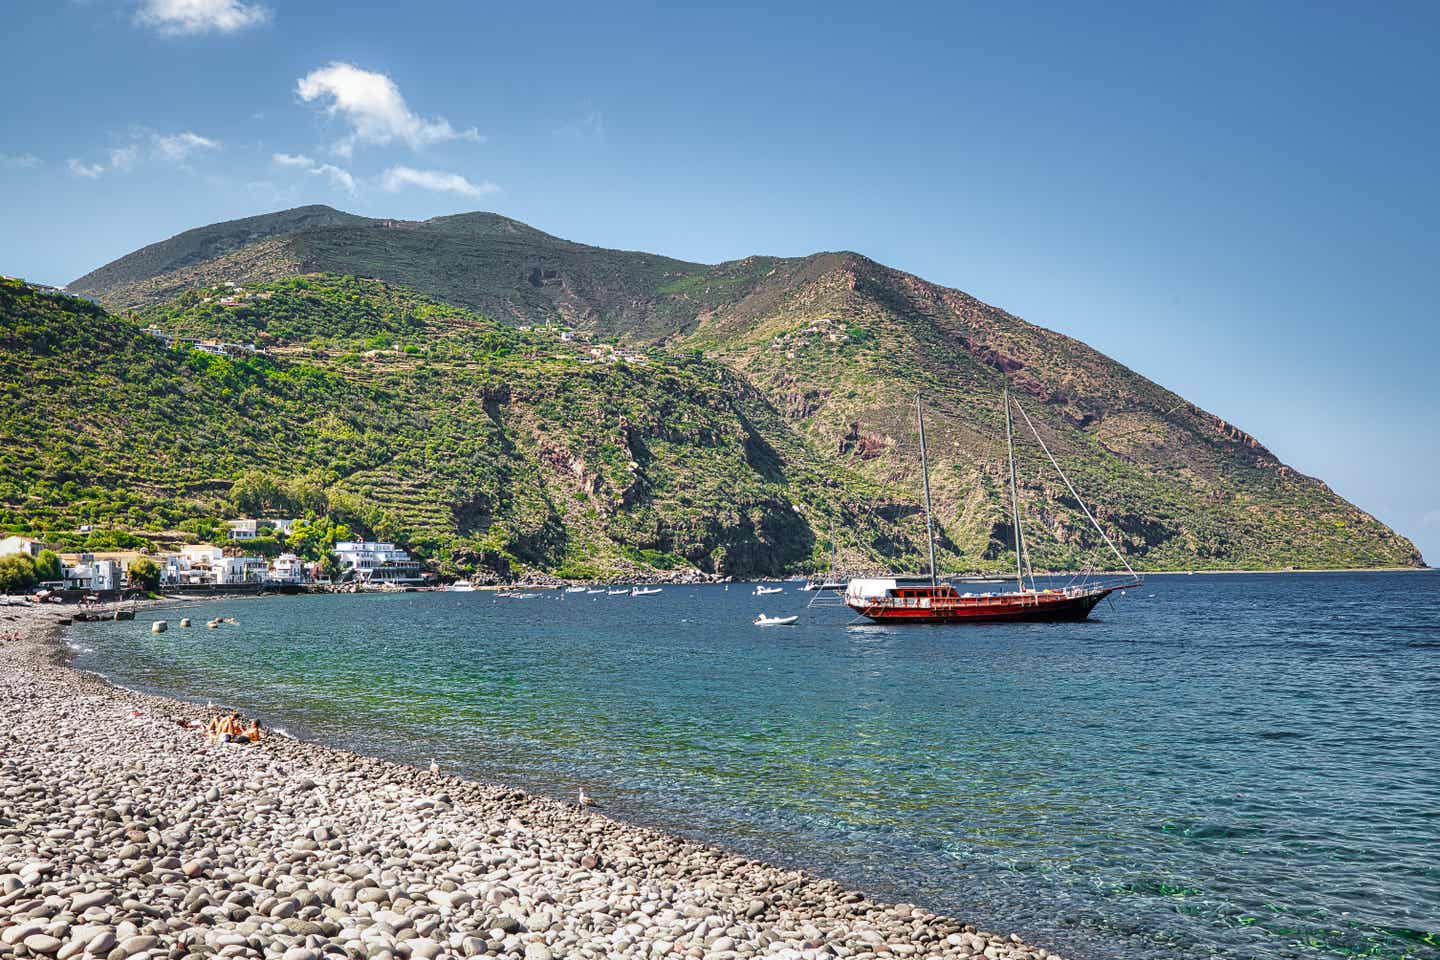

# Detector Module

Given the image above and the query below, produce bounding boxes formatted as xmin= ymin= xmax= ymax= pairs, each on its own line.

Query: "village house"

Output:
xmin=214 ymin=554 xmax=268 ymax=585
xmin=332 ymin=541 xmax=424 ymax=583
xmin=165 ymin=544 xmax=224 ymax=585
xmin=268 ymin=553 xmax=298 ymax=583
xmin=227 ymin=518 xmax=298 ymax=541
xmin=57 ymin=553 xmax=126 ymax=591
xmin=0 ymin=536 xmax=45 ymax=558
xmin=269 ymin=552 xmax=306 ymax=585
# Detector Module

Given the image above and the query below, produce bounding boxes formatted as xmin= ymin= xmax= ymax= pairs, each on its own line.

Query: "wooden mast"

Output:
xmin=1003 ymin=383 xmax=1029 ymax=594
xmin=916 ymin=394 xmax=938 ymax=587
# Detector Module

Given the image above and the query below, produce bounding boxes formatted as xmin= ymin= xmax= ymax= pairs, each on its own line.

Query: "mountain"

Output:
xmin=21 ymin=206 xmax=1424 ymax=573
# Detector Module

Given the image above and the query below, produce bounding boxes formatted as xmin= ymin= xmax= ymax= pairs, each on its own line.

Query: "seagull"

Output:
xmin=576 ymin=788 xmax=597 ymax=810
xmin=428 ymin=758 xmax=440 ymax=775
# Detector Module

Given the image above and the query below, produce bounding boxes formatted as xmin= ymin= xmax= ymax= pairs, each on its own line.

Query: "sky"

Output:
xmin=2 ymin=0 xmax=1437 ymax=562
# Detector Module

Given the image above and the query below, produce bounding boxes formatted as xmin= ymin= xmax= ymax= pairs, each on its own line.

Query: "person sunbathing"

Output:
xmin=241 ymin=719 xmax=263 ymax=743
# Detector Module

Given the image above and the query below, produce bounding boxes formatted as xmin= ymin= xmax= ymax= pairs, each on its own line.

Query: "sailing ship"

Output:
xmin=844 ymin=388 xmax=1140 ymax=624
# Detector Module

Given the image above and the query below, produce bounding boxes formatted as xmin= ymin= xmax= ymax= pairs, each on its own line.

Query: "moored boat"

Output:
xmin=754 ymin=614 xmax=799 ymax=626
xmin=846 ymin=389 xmax=1140 ymax=625
xmin=754 ymin=585 xmax=784 ymax=596
xmin=630 ymin=586 xmax=662 ymax=597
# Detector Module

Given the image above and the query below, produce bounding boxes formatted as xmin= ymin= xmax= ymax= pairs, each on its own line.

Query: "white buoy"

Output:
xmin=151 ymin=620 xmax=168 ymax=633
xmin=179 ymin=618 xmax=191 ymax=627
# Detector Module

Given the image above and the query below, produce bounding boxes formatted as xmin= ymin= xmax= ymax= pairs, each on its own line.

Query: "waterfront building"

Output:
xmin=332 ymin=541 xmax=425 ymax=582
xmin=215 ymin=554 xmax=268 ymax=585
xmin=59 ymin=552 xmax=140 ymax=591
xmin=269 ymin=552 xmax=306 ymax=584
xmin=166 ymin=545 xmax=219 ymax=585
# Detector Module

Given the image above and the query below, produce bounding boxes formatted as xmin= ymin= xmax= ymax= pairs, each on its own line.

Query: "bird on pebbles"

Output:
xmin=576 ymin=787 xmax=598 ymax=811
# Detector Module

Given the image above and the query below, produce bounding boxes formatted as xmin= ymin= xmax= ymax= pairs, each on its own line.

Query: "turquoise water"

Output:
xmin=70 ymin=573 xmax=1440 ymax=960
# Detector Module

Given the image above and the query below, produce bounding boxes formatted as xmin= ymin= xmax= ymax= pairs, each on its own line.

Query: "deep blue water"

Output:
xmin=70 ymin=572 xmax=1440 ymax=960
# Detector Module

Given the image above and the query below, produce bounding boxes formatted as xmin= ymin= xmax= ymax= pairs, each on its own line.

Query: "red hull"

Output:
xmin=847 ymin=584 xmax=1126 ymax=624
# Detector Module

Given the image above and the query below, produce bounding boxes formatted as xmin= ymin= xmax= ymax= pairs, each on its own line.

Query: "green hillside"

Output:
xmin=29 ymin=206 xmax=1428 ymax=572
xmin=2 ymin=276 xmax=928 ymax=578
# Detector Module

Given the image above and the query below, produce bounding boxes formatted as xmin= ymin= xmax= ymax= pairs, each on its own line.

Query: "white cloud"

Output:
xmin=296 ymin=62 xmax=479 ymax=156
xmin=135 ymin=0 xmax=271 ymax=36
xmin=66 ymin=129 xmax=221 ymax=179
xmin=0 ymin=153 xmax=41 ymax=169
xmin=67 ymin=159 xmax=106 ymax=179
xmin=154 ymin=131 xmax=220 ymax=161
xmin=381 ymin=165 xmax=498 ymax=199
xmin=270 ymin=152 xmax=357 ymax=194
xmin=108 ymin=145 xmax=140 ymax=171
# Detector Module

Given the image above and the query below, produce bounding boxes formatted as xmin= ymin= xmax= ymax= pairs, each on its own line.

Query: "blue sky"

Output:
xmin=2 ymin=0 xmax=1437 ymax=562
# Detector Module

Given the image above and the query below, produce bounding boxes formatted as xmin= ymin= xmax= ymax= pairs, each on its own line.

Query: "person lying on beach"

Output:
xmin=241 ymin=719 xmax=263 ymax=743
xmin=204 ymin=711 xmax=241 ymax=742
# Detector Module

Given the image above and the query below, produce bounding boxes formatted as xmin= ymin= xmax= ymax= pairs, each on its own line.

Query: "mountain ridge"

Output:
xmin=40 ymin=206 xmax=1425 ymax=571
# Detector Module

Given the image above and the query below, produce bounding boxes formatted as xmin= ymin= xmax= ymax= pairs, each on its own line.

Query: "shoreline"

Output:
xmin=1 ymin=603 xmax=1065 ymax=960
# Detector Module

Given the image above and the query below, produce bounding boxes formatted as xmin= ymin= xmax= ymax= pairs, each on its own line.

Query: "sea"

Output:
xmin=68 ymin=572 xmax=1440 ymax=960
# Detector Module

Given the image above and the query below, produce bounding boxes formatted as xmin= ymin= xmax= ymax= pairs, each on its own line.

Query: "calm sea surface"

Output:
xmin=70 ymin=572 xmax=1440 ymax=960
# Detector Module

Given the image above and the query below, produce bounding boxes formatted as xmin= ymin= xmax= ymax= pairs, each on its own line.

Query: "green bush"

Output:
xmin=0 ymin=554 xmax=38 ymax=594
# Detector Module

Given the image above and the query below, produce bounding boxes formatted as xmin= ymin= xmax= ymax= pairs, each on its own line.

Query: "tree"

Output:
xmin=286 ymin=517 xmax=353 ymax=562
xmin=127 ymin=557 xmax=160 ymax=591
xmin=0 ymin=554 xmax=38 ymax=595
xmin=32 ymin=549 xmax=62 ymax=582
xmin=229 ymin=471 xmax=293 ymax=516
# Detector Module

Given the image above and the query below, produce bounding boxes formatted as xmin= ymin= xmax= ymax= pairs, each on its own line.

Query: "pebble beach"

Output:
xmin=0 ymin=604 xmax=1063 ymax=960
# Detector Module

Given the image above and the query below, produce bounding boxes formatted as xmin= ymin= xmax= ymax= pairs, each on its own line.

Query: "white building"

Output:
xmin=332 ymin=541 xmax=424 ymax=582
xmin=228 ymin=518 xmax=298 ymax=541
xmin=214 ymin=555 xmax=268 ymax=585
xmin=164 ymin=545 xmax=268 ymax=586
xmin=269 ymin=552 xmax=306 ymax=584
xmin=58 ymin=554 xmax=124 ymax=591
xmin=227 ymin=520 xmax=259 ymax=541
xmin=92 ymin=559 xmax=122 ymax=591
xmin=0 ymin=536 xmax=43 ymax=558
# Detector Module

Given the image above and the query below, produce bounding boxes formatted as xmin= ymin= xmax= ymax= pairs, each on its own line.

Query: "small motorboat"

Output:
xmin=446 ymin=580 xmax=477 ymax=592
xmin=565 ymin=585 xmax=588 ymax=593
xmin=754 ymin=614 xmax=798 ymax=626
xmin=631 ymin=586 xmax=662 ymax=597
xmin=754 ymin=585 xmax=784 ymax=596
xmin=608 ymin=588 xmax=629 ymax=595
xmin=587 ymin=588 xmax=606 ymax=594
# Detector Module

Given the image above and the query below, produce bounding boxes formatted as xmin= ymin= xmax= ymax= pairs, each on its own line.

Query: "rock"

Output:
xmin=119 ymin=935 xmax=160 ymax=956
xmin=70 ymin=891 xmax=114 ymax=913
xmin=25 ymin=933 xmax=64 ymax=954
xmin=84 ymin=932 xmax=117 ymax=955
